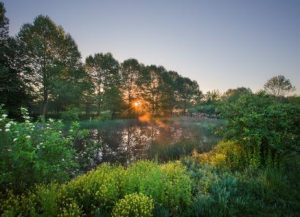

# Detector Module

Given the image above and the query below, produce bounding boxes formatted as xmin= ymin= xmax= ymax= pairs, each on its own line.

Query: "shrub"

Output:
xmin=0 ymin=107 xmax=78 ymax=192
xmin=60 ymin=108 xmax=80 ymax=122
xmin=0 ymin=184 xmax=82 ymax=217
xmin=219 ymin=93 xmax=300 ymax=166
xmin=193 ymin=140 xmax=251 ymax=170
xmin=124 ymin=161 xmax=192 ymax=216
xmin=61 ymin=164 xmax=125 ymax=216
xmin=183 ymin=157 xmax=300 ymax=217
xmin=111 ymin=193 xmax=154 ymax=217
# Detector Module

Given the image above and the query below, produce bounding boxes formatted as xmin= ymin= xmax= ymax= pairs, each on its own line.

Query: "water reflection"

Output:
xmin=75 ymin=120 xmax=219 ymax=170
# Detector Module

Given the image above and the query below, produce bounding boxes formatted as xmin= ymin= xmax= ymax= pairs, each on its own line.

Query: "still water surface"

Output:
xmin=75 ymin=119 xmax=220 ymax=170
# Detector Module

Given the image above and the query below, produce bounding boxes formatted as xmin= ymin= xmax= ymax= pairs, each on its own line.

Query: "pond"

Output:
xmin=75 ymin=118 xmax=221 ymax=170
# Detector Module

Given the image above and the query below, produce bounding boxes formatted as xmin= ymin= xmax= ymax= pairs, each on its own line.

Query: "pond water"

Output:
xmin=75 ymin=119 xmax=221 ymax=170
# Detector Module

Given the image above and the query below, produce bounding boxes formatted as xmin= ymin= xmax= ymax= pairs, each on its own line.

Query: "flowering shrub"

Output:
xmin=112 ymin=193 xmax=154 ymax=217
xmin=61 ymin=164 xmax=125 ymax=216
xmin=1 ymin=160 xmax=192 ymax=216
xmin=0 ymin=184 xmax=82 ymax=217
xmin=123 ymin=161 xmax=192 ymax=216
xmin=0 ymin=106 xmax=78 ymax=192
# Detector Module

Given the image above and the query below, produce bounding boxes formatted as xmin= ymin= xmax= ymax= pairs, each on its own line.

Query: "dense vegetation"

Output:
xmin=1 ymin=2 xmax=300 ymax=217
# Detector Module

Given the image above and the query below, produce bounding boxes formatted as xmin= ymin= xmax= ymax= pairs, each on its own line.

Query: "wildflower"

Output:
xmin=5 ymin=128 xmax=9 ymax=132
xmin=62 ymin=158 xmax=65 ymax=161
xmin=2 ymin=114 xmax=7 ymax=118
xmin=26 ymin=135 xmax=31 ymax=139
xmin=7 ymin=148 xmax=12 ymax=152
xmin=49 ymin=118 xmax=54 ymax=123
xmin=5 ymin=123 xmax=11 ymax=128
xmin=13 ymin=138 xmax=17 ymax=142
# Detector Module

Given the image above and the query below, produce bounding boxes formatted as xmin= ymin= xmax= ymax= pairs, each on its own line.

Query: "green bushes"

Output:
xmin=1 ymin=159 xmax=299 ymax=217
xmin=0 ymin=107 xmax=78 ymax=192
xmin=61 ymin=164 xmax=125 ymax=215
xmin=60 ymin=108 xmax=80 ymax=122
xmin=112 ymin=193 xmax=154 ymax=217
xmin=0 ymin=184 xmax=82 ymax=217
xmin=1 ymin=160 xmax=192 ymax=217
xmin=124 ymin=161 xmax=191 ymax=216
xmin=181 ymin=156 xmax=300 ymax=217
xmin=219 ymin=93 xmax=300 ymax=167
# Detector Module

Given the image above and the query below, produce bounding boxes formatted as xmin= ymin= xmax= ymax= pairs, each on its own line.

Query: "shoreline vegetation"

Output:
xmin=0 ymin=1 xmax=300 ymax=217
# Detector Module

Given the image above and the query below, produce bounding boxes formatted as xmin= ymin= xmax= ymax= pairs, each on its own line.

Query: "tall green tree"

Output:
xmin=85 ymin=53 xmax=119 ymax=115
xmin=120 ymin=59 xmax=142 ymax=114
xmin=0 ymin=2 xmax=27 ymax=118
xmin=264 ymin=75 xmax=295 ymax=96
xmin=138 ymin=65 xmax=165 ymax=115
xmin=17 ymin=15 xmax=82 ymax=117
xmin=176 ymin=77 xmax=202 ymax=112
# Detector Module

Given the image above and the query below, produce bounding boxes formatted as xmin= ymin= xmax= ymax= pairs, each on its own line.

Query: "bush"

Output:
xmin=112 ymin=193 xmax=154 ymax=217
xmin=61 ymin=164 xmax=125 ymax=216
xmin=124 ymin=161 xmax=192 ymax=216
xmin=1 ymin=161 xmax=192 ymax=217
xmin=0 ymin=107 xmax=78 ymax=192
xmin=182 ymin=158 xmax=300 ymax=217
xmin=219 ymin=93 xmax=300 ymax=167
xmin=60 ymin=108 xmax=80 ymax=122
xmin=0 ymin=184 xmax=82 ymax=217
xmin=192 ymin=140 xmax=252 ymax=170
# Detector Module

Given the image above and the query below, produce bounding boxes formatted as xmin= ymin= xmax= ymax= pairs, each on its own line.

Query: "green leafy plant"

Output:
xmin=124 ymin=161 xmax=192 ymax=216
xmin=219 ymin=93 xmax=300 ymax=167
xmin=0 ymin=106 xmax=78 ymax=192
xmin=112 ymin=193 xmax=154 ymax=217
xmin=61 ymin=164 xmax=125 ymax=216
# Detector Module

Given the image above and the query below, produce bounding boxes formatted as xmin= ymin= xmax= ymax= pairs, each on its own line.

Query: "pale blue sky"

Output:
xmin=3 ymin=0 xmax=300 ymax=94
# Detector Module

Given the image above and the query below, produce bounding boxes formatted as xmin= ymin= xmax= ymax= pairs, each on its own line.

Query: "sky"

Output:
xmin=3 ymin=0 xmax=300 ymax=94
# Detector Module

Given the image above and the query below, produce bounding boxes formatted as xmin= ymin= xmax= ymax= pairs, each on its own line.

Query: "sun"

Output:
xmin=133 ymin=101 xmax=141 ymax=107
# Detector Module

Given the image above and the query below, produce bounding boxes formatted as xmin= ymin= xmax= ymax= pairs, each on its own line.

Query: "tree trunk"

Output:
xmin=42 ymin=89 xmax=48 ymax=119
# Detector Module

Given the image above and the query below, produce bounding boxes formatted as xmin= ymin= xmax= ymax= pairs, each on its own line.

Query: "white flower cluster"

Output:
xmin=3 ymin=121 xmax=16 ymax=132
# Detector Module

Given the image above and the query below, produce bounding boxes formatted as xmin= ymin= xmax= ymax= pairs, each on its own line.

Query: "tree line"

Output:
xmin=0 ymin=2 xmax=201 ymax=119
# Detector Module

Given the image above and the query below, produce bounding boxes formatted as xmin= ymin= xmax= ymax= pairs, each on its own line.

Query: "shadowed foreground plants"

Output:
xmin=0 ymin=161 xmax=191 ymax=217
xmin=0 ymin=107 xmax=80 ymax=193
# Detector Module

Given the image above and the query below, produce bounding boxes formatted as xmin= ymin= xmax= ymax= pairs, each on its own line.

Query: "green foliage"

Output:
xmin=0 ymin=3 xmax=28 ymax=119
xmin=0 ymin=184 xmax=82 ymax=217
xmin=96 ymin=111 xmax=112 ymax=121
xmin=60 ymin=107 xmax=80 ymax=122
xmin=1 ymin=160 xmax=192 ymax=217
xmin=148 ymin=140 xmax=197 ymax=162
xmin=193 ymin=140 xmax=255 ymax=170
xmin=61 ymin=164 xmax=125 ymax=216
xmin=0 ymin=107 xmax=78 ymax=192
xmin=112 ymin=193 xmax=154 ymax=217
xmin=219 ymin=93 xmax=300 ymax=167
xmin=192 ymin=103 xmax=218 ymax=115
xmin=85 ymin=53 xmax=120 ymax=116
xmin=17 ymin=14 xmax=87 ymax=117
xmin=123 ymin=161 xmax=192 ymax=215
xmin=182 ymin=158 xmax=300 ymax=217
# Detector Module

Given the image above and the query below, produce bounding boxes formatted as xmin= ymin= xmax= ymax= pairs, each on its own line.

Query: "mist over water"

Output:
xmin=75 ymin=119 xmax=220 ymax=170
